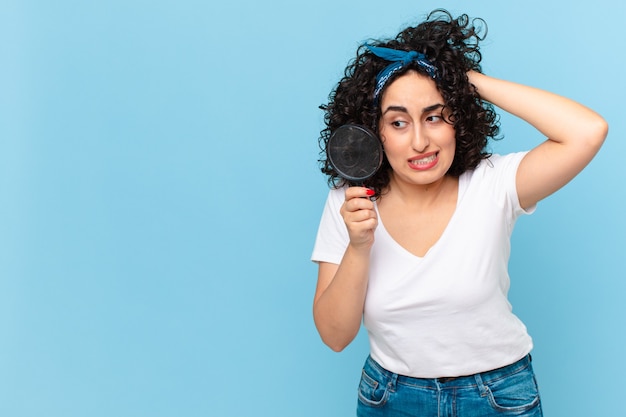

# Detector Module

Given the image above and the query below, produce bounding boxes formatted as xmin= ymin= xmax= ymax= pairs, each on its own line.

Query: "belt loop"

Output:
xmin=474 ymin=373 xmax=488 ymax=397
xmin=388 ymin=372 xmax=398 ymax=392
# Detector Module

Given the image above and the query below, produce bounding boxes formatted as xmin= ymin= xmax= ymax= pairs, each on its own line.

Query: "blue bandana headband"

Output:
xmin=364 ymin=44 xmax=437 ymax=104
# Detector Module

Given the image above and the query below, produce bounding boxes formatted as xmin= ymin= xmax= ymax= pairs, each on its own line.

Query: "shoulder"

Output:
xmin=461 ymin=152 xmax=533 ymax=215
xmin=465 ymin=152 xmax=529 ymax=181
xmin=324 ymin=186 xmax=347 ymax=208
xmin=483 ymin=152 xmax=528 ymax=171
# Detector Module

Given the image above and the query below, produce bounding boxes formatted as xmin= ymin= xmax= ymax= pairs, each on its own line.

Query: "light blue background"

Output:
xmin=1 ymin=1 xmax=624 ymax=416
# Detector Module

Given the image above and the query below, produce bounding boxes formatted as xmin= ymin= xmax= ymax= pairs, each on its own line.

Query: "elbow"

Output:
xmin=313 ymin=300 xmax=360 ymax=352
xmin=572 ymin=116 xmax=608 ymax=158
xmin=315 ymin=323 xmax=354 ymax=352
xmin=323 ymin=337 xmax=350 ymax=353
xmin=588 ymin=116 xmax=609 ymax=150
xmin=598 ymin=118 xmax=609 ymax=145
xmin=314 ymin=315 xmax=356 ymax=352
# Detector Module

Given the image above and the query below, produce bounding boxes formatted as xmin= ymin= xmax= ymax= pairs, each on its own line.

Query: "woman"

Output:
xmin=311 ymin=9 xmax=607 ymax=417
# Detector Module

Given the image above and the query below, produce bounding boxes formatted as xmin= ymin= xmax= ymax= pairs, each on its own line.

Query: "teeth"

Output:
xmin=411 ymin=154 xmax=437 ymax=165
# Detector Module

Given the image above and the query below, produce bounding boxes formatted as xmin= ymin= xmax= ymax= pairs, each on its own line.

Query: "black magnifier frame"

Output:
xmin=326 ymin=124 xmax=383 ymax=184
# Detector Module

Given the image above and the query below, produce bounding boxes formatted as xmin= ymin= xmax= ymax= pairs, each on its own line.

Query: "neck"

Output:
xmin=384 ymin=173 xmax=457 ymax=209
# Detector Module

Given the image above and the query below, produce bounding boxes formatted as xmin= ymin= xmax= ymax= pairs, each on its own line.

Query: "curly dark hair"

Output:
xmin=318 ymin=9 xmax=500 ymax=197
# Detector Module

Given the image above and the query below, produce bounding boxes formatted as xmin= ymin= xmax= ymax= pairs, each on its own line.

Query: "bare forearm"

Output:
xmin=313 ymin=245 xmax=370 ymax=351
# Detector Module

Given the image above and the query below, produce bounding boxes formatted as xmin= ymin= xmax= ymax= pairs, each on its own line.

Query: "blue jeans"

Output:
xmin=357 ymin=355 xmax=542 ymax=417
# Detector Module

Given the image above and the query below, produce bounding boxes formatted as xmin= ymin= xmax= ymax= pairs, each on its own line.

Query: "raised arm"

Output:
xmin=468 ymin=71 xmax=608 ymax=209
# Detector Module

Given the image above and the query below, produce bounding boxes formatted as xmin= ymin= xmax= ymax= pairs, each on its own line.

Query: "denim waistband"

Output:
xmin=364 ymin=354 xmax=533 ymax=389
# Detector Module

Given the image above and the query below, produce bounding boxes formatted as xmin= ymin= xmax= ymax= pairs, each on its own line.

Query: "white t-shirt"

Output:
xmin=311 ymin=152 xmax=535 ymax=378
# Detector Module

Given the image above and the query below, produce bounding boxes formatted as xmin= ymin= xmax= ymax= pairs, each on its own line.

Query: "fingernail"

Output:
xmin=366 ymin=189 xmax=375 ymax=196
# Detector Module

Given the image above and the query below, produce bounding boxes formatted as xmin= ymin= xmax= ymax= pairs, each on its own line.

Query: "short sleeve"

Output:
xmin=311 ymin=187 xmax=349 ymax=265
xmin=487 ymin=152 xmax=537 ymax=217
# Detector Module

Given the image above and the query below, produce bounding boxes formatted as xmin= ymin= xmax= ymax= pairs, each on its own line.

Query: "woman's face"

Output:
xmin=379 ymin=70 xmax=456 ymax=188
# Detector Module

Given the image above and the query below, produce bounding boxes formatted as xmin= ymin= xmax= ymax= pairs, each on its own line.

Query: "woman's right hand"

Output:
xmin=313 ymin=186 xmax=378 ymax=352
xmin=340 ymin=187 xmax=378 ymax=251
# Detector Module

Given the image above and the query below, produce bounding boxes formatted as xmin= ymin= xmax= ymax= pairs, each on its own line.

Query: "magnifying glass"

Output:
xmin=327 ymin=124 xmax=383 ymax=184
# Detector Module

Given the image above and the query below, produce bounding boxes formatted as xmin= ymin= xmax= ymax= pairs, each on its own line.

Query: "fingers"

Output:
xmin=342 ymin=187 xmax=376 ymax=214
xmin=344 ymin=186 xmax=375 ymax=200
xmin=340 ymin=187 xmax=378 ymax=249
xmin=343 ymin=192 xmax=374 ymax=212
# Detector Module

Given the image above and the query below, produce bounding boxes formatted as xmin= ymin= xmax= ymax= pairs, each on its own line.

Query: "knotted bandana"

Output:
xmin=364 ymin=44 xmax=437 ymax=104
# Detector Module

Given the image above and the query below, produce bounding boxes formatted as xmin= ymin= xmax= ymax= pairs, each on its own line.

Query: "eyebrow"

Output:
xmin=382 ymin=103 xmax=444 ymax=115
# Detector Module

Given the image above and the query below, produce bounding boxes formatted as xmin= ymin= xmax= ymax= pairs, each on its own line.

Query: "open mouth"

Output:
xmin=409 ymin=152 xmax=438 ymax=168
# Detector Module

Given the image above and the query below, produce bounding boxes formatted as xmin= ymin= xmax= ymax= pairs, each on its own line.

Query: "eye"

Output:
xmin=425 ymin=114 xmax=443 ymax=123
xmin=391 ymin=120 xmax=408 ymax=128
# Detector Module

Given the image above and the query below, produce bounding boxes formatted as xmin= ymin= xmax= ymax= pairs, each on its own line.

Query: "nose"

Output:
xmin=411 ymin=125 xmax=429 ymax=153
